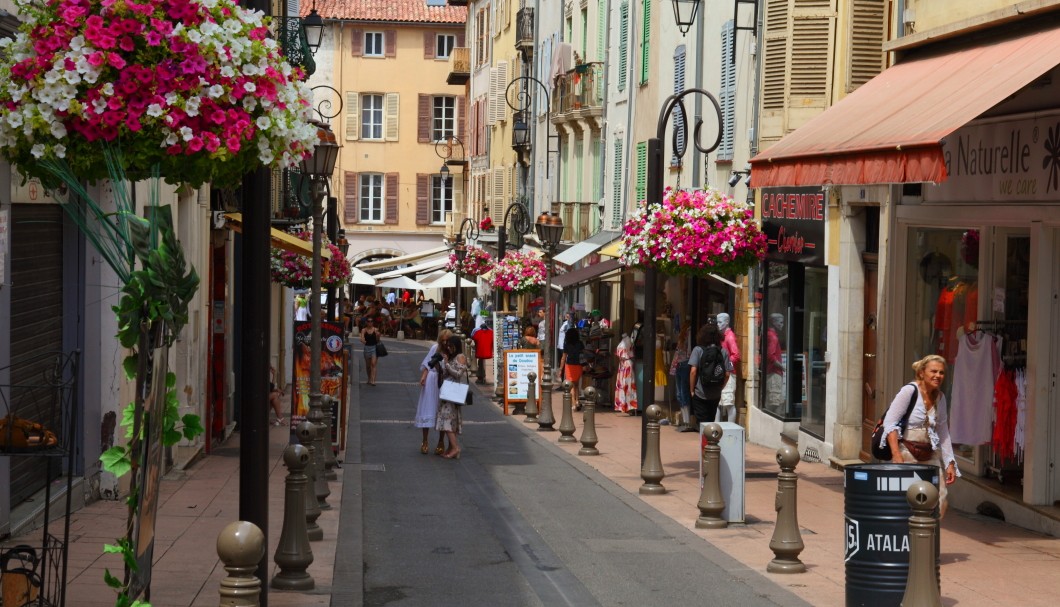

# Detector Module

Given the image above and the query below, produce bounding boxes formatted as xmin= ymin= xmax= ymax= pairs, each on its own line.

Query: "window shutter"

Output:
xmin=761 ymin=0 xmax=789 ymax=111
xmin=418 ymin=94 xmax=430 ymax=143
xmin=492 ymin=167 xmax=504 ymax=222
xmin=791 ymin=0 xmax=835 ymax=101
xmin=457 ymin=30 xmax=466 ymax=47
xmin=618 ymin=2 xmax=628 ymax=91
xmin=640 ymin=0 xmax=651 ymax=85
xmin=351 ymin=29 xmax=363 ymax=56
xmin=718 ymin=21 xmax=736 ymax=161
xmin=384 ymin=93 xmax=400 ymax=141
xmin=345 ymin=91 xmax=360 ymax=141
xmin=385 ymin=173 xmax=399 ymax=224
xmin=424 ymin=31 xmax=435 ymax=59
xmin=672 ymin=45 xmax=686 ymax=166
xmin=344 ymin=171 xmax=359 ymax=223
xmin=385 ymin=30 xmax=397 ymax=58
xmin=635 ymin=141 xmax=647 ymax=205
xmin=496 ymin=61 xmax=508 ymax=123
xmin=488 ymin=67 xmax=499 ymax=125
xmin=457 ymin=95 xmax=467 ymax=140
xmin=416 ymin=174 xmax=430 ymax=225
xmin=847 ymin=0 xmax=886 ymax=92
xmin=612 ymin=138 xmax=624 ymax=228
xmin=596 ymin=0 xmax=606 ymax=61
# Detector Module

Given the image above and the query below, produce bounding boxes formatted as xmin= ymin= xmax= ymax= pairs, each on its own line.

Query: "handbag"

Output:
xmin=440 ymin=379 xmax=472 ymax=406
xmin=375 ymin=341 xmax=388 ymax=357
xmin=902 ymin=439 xmax=935 ymax=462
xmin=870 ymin=383 xmax=918 ymax=460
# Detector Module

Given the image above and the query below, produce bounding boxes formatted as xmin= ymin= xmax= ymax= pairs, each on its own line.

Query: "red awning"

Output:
xmin=751 ymin=22 xmax=1060 ymax=187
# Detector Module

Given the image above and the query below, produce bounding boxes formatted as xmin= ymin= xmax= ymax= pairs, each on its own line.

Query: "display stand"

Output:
xmin=0 ymin=350 xmax=79 ymax=607
xmin=581 ymin=327 xmax=614 ymax=405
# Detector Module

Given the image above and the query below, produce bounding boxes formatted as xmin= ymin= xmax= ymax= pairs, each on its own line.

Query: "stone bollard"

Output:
xmin=520 ymin=372 xmax=536 ymax=420
xmin=767 ymin=445 xmax=806 ymax=573
xmin=271 ymin=444 xmax=315 ymax=590
xmin=696 ymin=422 xmax=727 ymax=528
xmin=311 ymin=414 xmax=331 ymax=511
xmin=217 ymin=520 xmax=264 ymax=607
xmin=536 ymin=372 xmax=556 ymax=431
xmin=322 ymin=395 xmax=339 ymax=481
xmin=578 ymin=386 xmax=600 ymax=456
xmin=297 ymin=422 xmax=323 ymax=542
xmin=902 ymin=481 xmax=942 ymax=607
xmin=558 ymin=380 xmax=577 ymax=443
xmin=639 ymin=404 xmax=667 ymax=495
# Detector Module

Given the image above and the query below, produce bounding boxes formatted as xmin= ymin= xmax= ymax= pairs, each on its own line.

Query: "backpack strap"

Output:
xmin=899 ymin=382 xmax=918 ymax=429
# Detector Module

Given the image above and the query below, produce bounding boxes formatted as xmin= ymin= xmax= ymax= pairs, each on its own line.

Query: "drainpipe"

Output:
xmin=691 ymin=0 xmax=706 ymax=189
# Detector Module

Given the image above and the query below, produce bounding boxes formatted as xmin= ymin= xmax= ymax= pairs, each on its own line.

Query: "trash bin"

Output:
xmin=844 ymin=463 xmax=939 ymax=607
xmin=698 ymin=422 xmax=745 ymax=523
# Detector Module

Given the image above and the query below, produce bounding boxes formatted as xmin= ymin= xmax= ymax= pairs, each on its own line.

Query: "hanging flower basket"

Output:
xmin=619 ymin=186 xmax=767 ymax=277
xmin=490 ymin=250 xmax=546 ymax=295
xmin=445 ymin=245 xmax=493 ymax=276
xmin=0 ymin=0 xmax=318 ymax=189
xmin=270 ymin=232 xmax=351 ymax=290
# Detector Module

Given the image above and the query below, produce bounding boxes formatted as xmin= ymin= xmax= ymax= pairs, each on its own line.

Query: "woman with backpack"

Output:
xmin=687 ymin=321 xmax=732 ymax=427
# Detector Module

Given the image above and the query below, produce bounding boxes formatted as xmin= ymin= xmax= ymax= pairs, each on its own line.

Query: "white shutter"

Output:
xmin=384 ymin=92 xmax=400 ymax=141
xmin=496 ymin=60 xmax=509 ymax=123
xmin=488 ymin=66 xmax=499 ymax=125
xmin=718 ymin=21 xmax=736 ymax=161
xmin=672 ymin=45 xmax=686 ymax=166
xmin=345 ymin=91 xmax=360 ymax=141
xmin=492 ymin=167 xmax=504 ymax=222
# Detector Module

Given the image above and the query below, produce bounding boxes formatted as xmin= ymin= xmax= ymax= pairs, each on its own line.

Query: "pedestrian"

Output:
xmin=359 ymin=317 xmax=381 ymax=386
xmin=269 ymin=366 xmax=285 ymax=426
xmin=535 ymin=308 xmax=547 ymax=345
xmin=415 ymin=329 xmax=453 ymax=455
xmin=470 ymin=321 xmax=493 ymax=385
xmin=517 ymin=325 xmax=541 ymax=350
xmin=436 ymin=335 xmax=469 ymax=460
xmin=715 ymin=312 xmax=741 ymax=423
xmin=613 ymin=333 xmax=637 ymax=413
xmin=882 ymin=354 xmax=960 ymax=516
xmin=669 ymin=325 xmax=694 ymax=431
xmin=445 ymin=302 xmax=457 ymax=330
xmin=687 ymin=321 xmax=732 ymax=426
xmin=559 ymin=327 xmax=584 ymax=411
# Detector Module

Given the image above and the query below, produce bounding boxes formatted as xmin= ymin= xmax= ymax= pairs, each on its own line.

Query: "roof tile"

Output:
xmin=302 ymin=0 xmax=468 ymax=25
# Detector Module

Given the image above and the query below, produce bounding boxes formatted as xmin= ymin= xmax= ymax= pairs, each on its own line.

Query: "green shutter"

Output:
xmin=618 ymin=2 xmax=628 ymax=91
xmin=640 ymin=0 xmax=651 ymax=85
xmin=597 ymin=0 xmax=607 ymax=61
xmin=635 ymin=141 xmax=647 ymax=204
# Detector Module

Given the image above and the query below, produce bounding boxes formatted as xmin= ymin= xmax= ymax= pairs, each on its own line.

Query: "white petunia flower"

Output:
xmin=147 ymin=103 xmax=164 ymax=118
xmin=30 ymin=143 xmax=45 ymax=158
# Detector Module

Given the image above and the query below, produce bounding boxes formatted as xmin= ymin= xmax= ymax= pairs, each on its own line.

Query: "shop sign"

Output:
xmin=10 ymin=168 xmax=64 ymax=204
xmin=926 ymin=114 xmax=1060 ymax=202
xmin=761 ymin=186 xmax=825 ymax=265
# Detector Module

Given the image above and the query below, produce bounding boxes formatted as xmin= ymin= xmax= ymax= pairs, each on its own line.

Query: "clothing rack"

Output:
xmin=973 ymin=319 xmax=1026 ymax=485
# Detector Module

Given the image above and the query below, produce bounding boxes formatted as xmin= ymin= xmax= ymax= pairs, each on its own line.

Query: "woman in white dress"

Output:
xmin=414 ymin=329 xmax=452 ymax=455
xmin=436 ymin=335 xmax=469 ymax=460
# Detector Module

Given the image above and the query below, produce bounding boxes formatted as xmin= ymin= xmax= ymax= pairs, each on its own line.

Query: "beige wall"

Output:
xmin=903 ymin=0 xmax=1026 ymax=33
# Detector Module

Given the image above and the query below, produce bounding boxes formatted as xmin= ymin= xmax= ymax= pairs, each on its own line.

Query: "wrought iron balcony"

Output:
xmin=556 ymin=201 xmax=599 ymax=243
xmin=551 ymin=62 xmax=604 ymax=121
xmin=278 ymin=16 xmax=315 ymax=77
xmin=516 ymin=7 xmax=535 ymax=58
xmin=447 ymin=47 xmax=470 ymax=86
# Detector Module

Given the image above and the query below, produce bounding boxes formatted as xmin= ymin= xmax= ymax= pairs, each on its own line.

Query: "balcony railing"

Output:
xmin=556 ymin=201 xmax=598 ymax=243
xmin=447 ymin=47 xmax=470 ymax=85
xmin=552 ymin=62 xmax=604 ymax=117
xmin=516 ymin=7 xmax=535 ymax=57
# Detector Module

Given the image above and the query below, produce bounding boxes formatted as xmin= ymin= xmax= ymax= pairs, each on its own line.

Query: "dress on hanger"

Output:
xmin=949 ymin=330 xmax=1000 ymax=445
xmin=614 ymin=335 xmax=637 ymax=413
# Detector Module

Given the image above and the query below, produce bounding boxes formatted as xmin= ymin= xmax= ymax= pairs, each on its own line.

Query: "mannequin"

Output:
xmin=715 ymin=312 xmax=741 ymax=423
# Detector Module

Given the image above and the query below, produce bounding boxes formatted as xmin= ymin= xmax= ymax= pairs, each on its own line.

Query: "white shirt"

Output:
xmin=386 ymin=292 xmax=397 ymax=305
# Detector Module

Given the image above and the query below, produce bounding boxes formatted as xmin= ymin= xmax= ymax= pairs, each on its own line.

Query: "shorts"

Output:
xmin=565 ymin=364 xmax=583 ymax=383
xmin=719 ymin=374 xmax=736 ymax=408
xmin=363 ymin=344 xmax=377 ymax=359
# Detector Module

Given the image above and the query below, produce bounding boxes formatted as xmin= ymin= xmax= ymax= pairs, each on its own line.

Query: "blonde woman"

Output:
xmin=414 ymin=329 xmax=453 ymax=455
xmin=881 ymin=354 xmax=960 ymax=516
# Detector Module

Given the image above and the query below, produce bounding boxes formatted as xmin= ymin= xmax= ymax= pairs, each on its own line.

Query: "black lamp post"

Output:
xmin=450 ymin=218 xmax=479 ymax=338
xmin=534 ymin=211 xmax=564 ymax=430
xmin=671 ymin=0 xmax=703 ymax=36
xmin=302 ymin=4 xmax=325 ymax=54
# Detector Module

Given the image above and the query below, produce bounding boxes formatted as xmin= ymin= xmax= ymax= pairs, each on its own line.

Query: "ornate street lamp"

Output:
xmin=450 ymin=217 xmax=479 ymax=339
xmin=302 ymin=4 xmax=325 ymax=55
xmin=534 ymin=211 xmax=564 ymax=431
xmin=671 ymin=0 xmax=702 ymax=36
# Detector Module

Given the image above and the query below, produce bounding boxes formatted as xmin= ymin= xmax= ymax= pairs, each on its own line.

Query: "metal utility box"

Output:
xmin=699 ymin=421 xmax=745 ymax=523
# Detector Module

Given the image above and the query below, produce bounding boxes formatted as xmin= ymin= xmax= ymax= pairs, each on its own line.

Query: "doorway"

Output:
xmin=860 ymin=253 xmax=878 ymax=460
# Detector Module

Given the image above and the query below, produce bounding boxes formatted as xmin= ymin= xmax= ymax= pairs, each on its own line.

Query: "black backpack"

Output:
xmin=697 ymin=345 xmax=727 ymax=389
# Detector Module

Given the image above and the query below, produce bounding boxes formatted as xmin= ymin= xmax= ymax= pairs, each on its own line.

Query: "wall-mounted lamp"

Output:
xmin=302 ymin=4 xmax=325 ymax=55
xmin=671 ymin=0 xmax=702 ymax=36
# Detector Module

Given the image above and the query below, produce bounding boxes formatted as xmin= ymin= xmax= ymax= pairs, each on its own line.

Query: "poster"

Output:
xmin=0 ymin=209 xmax=7 ymax=284
xmin=291 ymin=321 xmax=347 ymax=448
xmin=503 ymin=349 xmax=542 ymax=415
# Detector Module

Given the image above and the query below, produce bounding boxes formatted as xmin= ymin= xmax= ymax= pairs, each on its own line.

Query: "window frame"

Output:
xmin=361 ymin=94 xmax=384 ymax=141
xmin=430 ymin=175 xmax=454 ymax=225
xmin=364 ymin=31 xmax=384 ymax=57
xmin=431 ymin=96 xmax=456 ymax=142
xmin=359 ymin=173 xmax=384 ymax=223
xmin=436 ymin=33 xmax=456 ymax=59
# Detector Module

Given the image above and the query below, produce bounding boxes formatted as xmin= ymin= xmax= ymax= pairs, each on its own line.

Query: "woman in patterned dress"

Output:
xmin=435 ymin=335 xmax=469 ymax=459
xmin=414 ymin=329 xmax=452 ymax=455
xmin=614 ymin=333 xmax=638 ymax=413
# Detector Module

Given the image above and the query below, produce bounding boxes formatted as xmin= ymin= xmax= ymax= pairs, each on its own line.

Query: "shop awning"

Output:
xmin=357 ymin=244 xmax=450 ymax=270
xmin=554 ymin=241 xmax=602 ymax=266
xmin=372 ymin=256 xmax=449 ymax=279
xmin=750 ymin=22 xmax=1060 ymax=187
xmin=552 ymin=258 xmax=623 ymax=290
xmin=224 ymin=213 xmax=330 ymax=260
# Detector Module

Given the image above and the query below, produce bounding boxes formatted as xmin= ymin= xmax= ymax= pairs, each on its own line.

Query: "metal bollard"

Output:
xmin=520 ymin=372 xmax=536 ymax=420
xmin=476 ymin=356 xmax=487 ymax=385
xmin=696 ymin=422 xmax=727 ymax=528
xmin=639 ymin=404 xmax=666 ymax=494
xmin=578 ymin=386 xmax=600 ymax=456
xmin=297 ymin=421 xmax=323 ymax=541
xmin=767 ymin=445 xmax=806 ymax=573
xmin=271 ymin=444 xmax=315 ymax=590
xmin=217 ymin=521 xmax=264 ymax=607
xmin=311 ymin=415 xmax=331 ymax=510
xmin=902 ymin=481 xmax=942 ymax=607
xmin=558 ymin=380 xmax=577 ymax=442
xmin=536 ymin=371 xmax=556 ymax=431
xmin=322 ymin=395 xmax=338 ymax=481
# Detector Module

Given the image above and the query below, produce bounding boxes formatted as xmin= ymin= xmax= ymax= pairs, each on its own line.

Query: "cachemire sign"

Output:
xmin=926 ymin=113 xmax=1060 ymax=202
xmin=761 ymin=186 xmax=826 ymax=265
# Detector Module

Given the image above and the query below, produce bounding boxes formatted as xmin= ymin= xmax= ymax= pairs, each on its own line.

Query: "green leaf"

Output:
xmin=181 ymin=414 xmax=205 ymax=440
xmin=100 ymin=446 xmax=132 ymax=477
xmin=123 ymin=355 xmax=138 ymax=380
xmin=163 ymin=428 xmax=182 ymax=446
xmin=166 ymin=371 xmax=176 ymax=389
xmin=102 ymin=544 xmax=124 ymax=554
xmin=103 ymin=568 xmax=123 ymax=589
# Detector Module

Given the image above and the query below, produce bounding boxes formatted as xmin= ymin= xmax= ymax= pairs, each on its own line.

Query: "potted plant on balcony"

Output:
xmin=0 ymin=0 xmax=318 ymax=604
xmin=271 ymin=232 xmax=353 ymax=289
xmin=490 ymin=250 xmax=547 ymax=295
xmin=619 ymin=186 xmax=767 ymax=277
